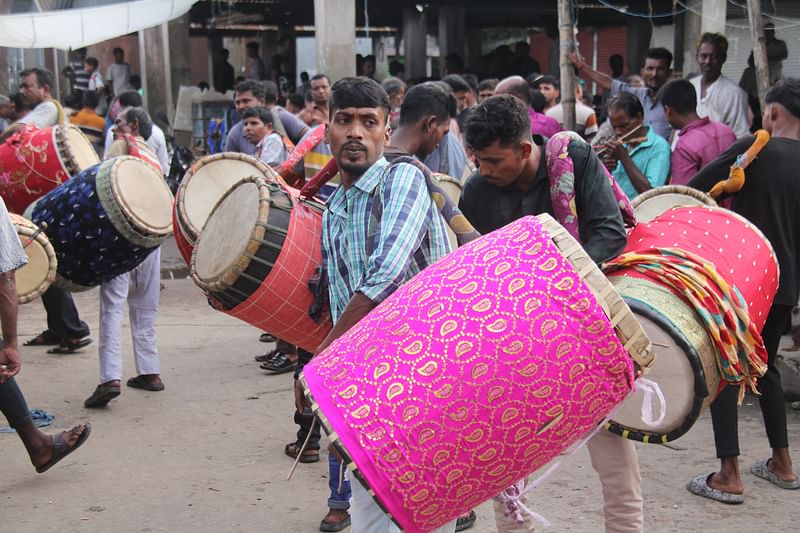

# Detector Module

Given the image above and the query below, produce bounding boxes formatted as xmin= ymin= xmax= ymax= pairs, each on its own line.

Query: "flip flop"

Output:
xmin=455 ymin=510 xmax=477 ymax=531
xmin=126 ymin=375 xmax=165 ymax=391
xmin=24 ymin=331 xmax=60 ymax=347
xmin=686 ymin=473 xmax=744 ymax=504
xmin=260 ymin=333 xmax=276 ymax=343
xmin=35 ymin=423 xmax=92 ymax=473
xmin=47 ymin=337 xmax=92 ymax=354
xmin=751 ymin=459 xmax=800 ymax=489
xmin=84 ymin=384 xmax=121 ymax=408
xmin=319 ymin=514 xmax=350 ymax=532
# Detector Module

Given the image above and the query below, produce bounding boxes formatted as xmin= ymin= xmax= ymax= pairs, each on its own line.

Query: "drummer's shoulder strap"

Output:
xmin=545 ymin=131 xmax=636 ymax=242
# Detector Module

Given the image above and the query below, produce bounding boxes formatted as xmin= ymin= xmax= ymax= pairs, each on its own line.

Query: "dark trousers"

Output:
xmin=293 ymin=348 xmax=320 ymax=450
xmin=710 ymin=304 xmax=792 ymax=458
xmin=41 ymin=285 xmax=90 ymax=340
xmin=0 ymin=378 xmax=32 ymax=429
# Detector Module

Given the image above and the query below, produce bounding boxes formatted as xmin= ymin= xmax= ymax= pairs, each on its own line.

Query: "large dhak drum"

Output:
xmin=630 ymin=185 xmax=717 ymax=223
xmin=604 ymin=205 xmax=779 ymax=443
xmin=173 ymin=152 xmax=280 ymax=264
xmin=0 ymin=125 xmax=99 ymax=214
xmin=8 ymin=213 xmax=56 ymax=304
xmin=301 ymin=214 xmax=651 ymax=533
xmin=27 ymin=156 xmax=173 ymax=290
xmin=191 ymin=176 xmax=332 ymax=352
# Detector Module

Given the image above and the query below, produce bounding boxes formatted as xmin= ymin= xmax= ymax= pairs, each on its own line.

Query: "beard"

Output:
xmin=337 ymin=160 xmax=371 ymax=178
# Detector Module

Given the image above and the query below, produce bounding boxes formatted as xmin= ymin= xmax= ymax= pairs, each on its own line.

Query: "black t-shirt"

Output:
xmin=459 ymin=135 xmax=626 ymax=264
xmin=689 ymin=136 xmax=800 ymax=305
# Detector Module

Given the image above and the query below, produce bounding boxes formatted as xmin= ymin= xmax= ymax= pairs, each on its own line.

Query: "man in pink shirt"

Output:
xmin=495 ymin=76 xmax=562 ymax=138
xmin=660 ymin=78 xmax=736 ymax=185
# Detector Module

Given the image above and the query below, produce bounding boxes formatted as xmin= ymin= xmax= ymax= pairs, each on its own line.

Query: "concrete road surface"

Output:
xmin=2 ymin=277 xmax=798 ymax=532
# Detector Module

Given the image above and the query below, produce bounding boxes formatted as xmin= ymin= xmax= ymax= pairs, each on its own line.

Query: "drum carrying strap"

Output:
xmin=708 ymin=129 xmax=769 ymax=199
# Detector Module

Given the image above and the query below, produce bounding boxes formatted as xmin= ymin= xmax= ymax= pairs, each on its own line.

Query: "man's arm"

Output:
xmin=727 ymin=87 xmax=752 ymax=139
xmin=224 ymin=122 xmax=241 ymax=152
xmin=314 ymin=292 xmax=377 ymax=355
xmin=0 ymin=123 xmax=24 ymax=143
xmin=278 ymin=109 xmax=310 ymax=144
xmin=688 ymin=136 xmax=754 ymax=192
xmin=572 ymin=141 xmax=627 ymax=263
xmin=569 ymin=49 xmax=614 ymax=93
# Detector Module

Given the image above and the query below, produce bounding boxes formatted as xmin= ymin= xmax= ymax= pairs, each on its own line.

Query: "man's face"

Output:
xmin=19 ymin=74 xmax=46 ymax=107
xmin=419 ymin=118 xmax=450 ymax=159
xmin=608 ymin=108 xmax=642 ymax=138
xmin=243 ymin=116 xmax=270 ymax=143
xmin=538 ymin=83 xmax=559 ymax=105
xmin=696 ymin=42 xmax=724 ymax=80
xmin=113 ymin=50 xmax=124 ymax=63
xmin=310 ymin=78 xmax=331 ymax=105
xmin=235 ymin=91 xmax=265 ymax=115
xmin=114 ymin=113 xmax=133 ymax=135
xmin=326 ymin=106 xmax=389 ymax=178
xmin=454 ymin=90 xmax=469 ymax=112
xmin=389 ymin=89 xmax=405 ymax=111
xmin=478 ymin=88 xmax=494 ymax=103
xmin=465 ymin=90 xmax=477 ymax=108
xmin=362 ymin=59 xmax=376 ymax=77
xmin=470 ymin=140 xmax=529 ymax=188
xmin=641 ymin=58 xmax=671 ymax=92
xmin=83 ymin=62 xmax=94 ymax=74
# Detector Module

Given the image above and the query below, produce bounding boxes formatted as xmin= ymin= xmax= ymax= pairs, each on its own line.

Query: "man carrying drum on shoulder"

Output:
xmin=3 ymin=68 xmax=93 ymax=355
xmin=459 ymin=94 xmax=643 ymax=533
xmin=303 ymin=77 xmax=456 ymax=533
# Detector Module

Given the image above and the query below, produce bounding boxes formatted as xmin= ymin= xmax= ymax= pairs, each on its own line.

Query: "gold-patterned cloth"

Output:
xmin=302 ymin=215 xmax=634 ymax=533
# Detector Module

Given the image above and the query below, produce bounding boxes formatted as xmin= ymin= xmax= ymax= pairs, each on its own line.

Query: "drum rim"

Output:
xmin=12 ymin=219 xmax=57 ymax=304
xmin=540 ymin=214 xmax=655 ymax=372
xmin=431 ymin=172 xmax=463 ymax=187
xmin=190 ymin=175 xmax=280 ymax=292
xmin=108 ymin=156 xmax=174 ymax=235
xmin=55 ymin=124 xmax=100 ymax=177
xmin=630 ymin=185 xmax=717 ymax=212
xmin=176 ymin=152 xmax=276 ymax=240
xmin=604 ymin=278 xmax=715 ymax=443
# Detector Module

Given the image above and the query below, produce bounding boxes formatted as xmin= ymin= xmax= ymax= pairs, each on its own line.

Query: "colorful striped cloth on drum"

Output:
xmin=604 ymin=247 xmax=768 ymax=402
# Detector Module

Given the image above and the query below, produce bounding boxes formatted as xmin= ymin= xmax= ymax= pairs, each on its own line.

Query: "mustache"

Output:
xmin=342 ymin=142 xmax=367 ymax=152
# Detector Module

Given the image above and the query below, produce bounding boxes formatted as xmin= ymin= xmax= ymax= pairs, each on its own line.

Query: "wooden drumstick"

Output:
xmin=595 ymin=124 xmax=644 ymax=156
xmin=22 ymin=221 xmax=47 ymax=248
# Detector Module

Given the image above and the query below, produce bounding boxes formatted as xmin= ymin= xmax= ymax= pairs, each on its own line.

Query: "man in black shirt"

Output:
xmin=460 ymin=94 xmax=642 ymax=532
xmin=687 ymin=79 xmax=800 ymax=501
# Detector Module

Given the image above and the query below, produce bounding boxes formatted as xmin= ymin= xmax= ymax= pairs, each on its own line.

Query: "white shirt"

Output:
xmin=19 ymin=100 xmax=59 ymax=128
xmin=690 ymin=75 xmax=750 ymax=139
xmin=546 ymin=102 xmax=599 ymax=137
xmin=88 ymin=70 xmax=105 ymax=91
xmin=105 ymin=62 xmax=132 ymax=96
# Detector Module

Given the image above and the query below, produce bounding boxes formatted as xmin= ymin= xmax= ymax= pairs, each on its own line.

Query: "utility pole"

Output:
xmin=746 ymin=0 xmax=770 ymax=107
xmin=557 ymin=0 xmax=576 ymax=131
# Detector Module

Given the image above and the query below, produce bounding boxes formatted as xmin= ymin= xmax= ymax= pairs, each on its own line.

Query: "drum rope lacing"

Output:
xmin=605 ymin=247 xmax=769 ymax=403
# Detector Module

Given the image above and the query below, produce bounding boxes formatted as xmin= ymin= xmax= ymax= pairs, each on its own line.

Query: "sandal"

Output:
xmin=84 ymin=384 xmax=121 ymax=408
xmin=260 ymin=352 xmax=296 ymax=374
xmin=260 ymin=333 xmax=276 ymax=343
xmin=319 ymin=512 xmax=350 ymax=532
xmin=254 ymin=348 xmax=279 ymax=363
xmin=24 ymin=331 xmax=60 ymax=347
xmin=285 ymin=442 xmax=320 ymax=463
xmin=126 ymin=375 xmax=165 ymax=392
xmin=47 ymin=337 xmax=92 ymax=354
xmin=751 ymin=459 xmax=800 ymax=489
xmin=455 ymin=510 xmax=477 ymax=531
xmin=686 ymin=473 xmax=744 ymax=504
xmin=35 ymin=423 xmax=92 ymax=474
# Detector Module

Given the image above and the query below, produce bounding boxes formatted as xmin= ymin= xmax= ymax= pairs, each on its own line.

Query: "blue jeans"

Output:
xmin=328 ymin=452 xmax=351 ymax=510
xmin=0 ymin=378 xmax=32 ymax=428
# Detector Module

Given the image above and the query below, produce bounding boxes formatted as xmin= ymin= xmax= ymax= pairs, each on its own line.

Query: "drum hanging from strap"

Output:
xmin=630 ymin=185 xmax=717 ymax=223
xmin=0 ymin=125 xmax=99 ymax=214
xmin=431 ymin=173 xmax=462 ymax=249
xmin=173 ymin=152 xmax=280 ymax=264
xmin=27 ymin=156 xmax=173 ymax=291
xmin=301 ymin=214 xmax=650 ymax=533
xmin=8 ymin=213 xmax=56 ymax=304
xmin=191 ymin=176 xmax=332 ymax=352
xmin=604 ymin=205 xmax=779 ymax=443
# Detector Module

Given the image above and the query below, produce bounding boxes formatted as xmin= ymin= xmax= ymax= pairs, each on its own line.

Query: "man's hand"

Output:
xmin=0 ymin=344 xmax=21 ymax=383
xmin=603 ymin=138 xmax=628 ymax=164
xmin=568 ymin=48 xmax=584 ymax=68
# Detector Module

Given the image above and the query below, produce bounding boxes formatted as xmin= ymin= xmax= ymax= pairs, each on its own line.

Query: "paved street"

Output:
xmin=1 ymin=244 xmax=798 ymax=532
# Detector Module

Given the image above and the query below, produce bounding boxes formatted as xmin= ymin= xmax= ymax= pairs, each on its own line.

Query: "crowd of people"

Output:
xmin=0 ymin=25 xmax=798 ymax=533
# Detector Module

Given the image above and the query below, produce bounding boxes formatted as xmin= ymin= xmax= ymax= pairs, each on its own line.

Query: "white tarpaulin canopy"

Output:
xmin=0 ymin=0 xmax=198 ymax=50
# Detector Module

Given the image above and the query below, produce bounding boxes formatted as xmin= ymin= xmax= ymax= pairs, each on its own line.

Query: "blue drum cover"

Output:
xmin=28 ymin=161 xmax=156 ymax=289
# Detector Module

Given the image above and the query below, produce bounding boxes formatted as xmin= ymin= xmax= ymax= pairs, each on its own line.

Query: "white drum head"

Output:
xmin=631 ymin=186 xmax=716 ymax=223
xmin=63 ymin=125 xmax=100 ymax=171
xmin=194 ymin=181 xmax=260 ymax=282
xmin=112 ymin=158 xmax=174 ymax=235
xmin=611 ymin=312 xmax=695 ymax=434
xmin=183 ymin=158 xmax=271 ymax=236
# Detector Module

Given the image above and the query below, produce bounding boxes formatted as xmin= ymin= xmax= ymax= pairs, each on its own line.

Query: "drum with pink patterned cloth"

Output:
xmin=190 ymin=175 xmax=331 ymax=353
xmin=301 ymin=214 xmax=651 ymax=533
xmin=173 ymin=152 xmax=279 ymax=264
xmin=604 ymin=205 xmax=779 ymax=443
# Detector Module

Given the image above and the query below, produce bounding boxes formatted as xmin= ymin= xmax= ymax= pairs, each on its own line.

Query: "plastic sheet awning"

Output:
xmin=0 ymin=0 xmax=198 ymax=50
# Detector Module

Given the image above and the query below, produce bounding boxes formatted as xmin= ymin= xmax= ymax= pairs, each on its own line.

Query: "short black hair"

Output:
xmin=530 ymin=89 xmax=546 ymax=113
xmin=235 ymin=79 xmax=266 ymax=101
xmin=329 ymin=77 xmax=390 ymax=122
xmin=462 ymin=73 xmax=479 ymax=93
xmin=765 ymin=78 xmax=800 ymax=119
xmin=399 ymin=82 xmax=454 ymax=126
xmin=311 ymin=74 xmax=330 ymax=84
xmin=20 ymin=68 xmax=54 ymax=91
xmin=657 ymin=79 xmax=696 ymax=115
xmin=381 ymin=77 xmax=407 ymax=97
xmin=608 ymin=92 xmax=644 ymax=118
xmin=118 ymin=90 xmax=143 ymax=108
xmin=697 ymin=33 xmax=728 ymax=59
xmin=82 ymin=90 xmax=100 ymax=109
xmin=532 ymin=75 xmax=559 ymax=90
xmin=113 ymin=47 xmax=123 ymax=55
xmin=501 ymin=78 xmax=532 ymax=106
xmin=123 ymin=107 xmax=153 ymax=139
xmin=286 ymin=93 xmax=305 ymax=108
xmin=464 ymin=94 xmax=531 ymax=151
xmin=442 ymin=74 xmax=470 ymax=94
xmin=262 ymin=80 xmax=279 ymax=104
xmin=85 ymin=57 xmax=99 ymax=70
xmin=478 ymin=78 xmax=498 ymax=92
xmin=241 ymin=106 xmax=274 ymax=126
xmin=646 ymin=47 xmax=674 ymax=68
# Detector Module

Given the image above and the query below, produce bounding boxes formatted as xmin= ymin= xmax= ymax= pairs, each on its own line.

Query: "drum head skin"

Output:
xmin=111 ymin=157 xmax=173 ymax=235
xmin=194 ymin=181 xmax=261 ymax=282
xmin=63 ymin=125 xmax=100 ymax=172
xmin=631 ymin=185 xmax=717 ymax=223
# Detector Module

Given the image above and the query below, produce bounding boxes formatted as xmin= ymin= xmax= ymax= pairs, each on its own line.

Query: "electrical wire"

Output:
xmin=675 ymin=0 xmax=800 ymax=30
xmin=726 ymin=0 xmax=800 ymax=26
xmin=594 ymin=0 xmax=695 ymax=18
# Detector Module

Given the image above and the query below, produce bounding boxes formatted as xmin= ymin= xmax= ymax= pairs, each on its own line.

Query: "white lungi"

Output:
xmin=98 ymin=247 xmax=161 ymax=383
xmin=350 ymin=479 xmax=457 ymax=533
